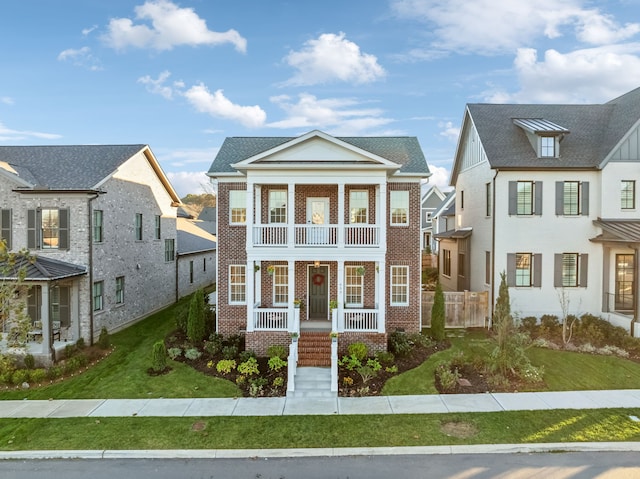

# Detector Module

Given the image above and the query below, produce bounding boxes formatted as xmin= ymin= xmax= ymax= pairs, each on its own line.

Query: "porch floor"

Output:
xmin=300 ymin=319 xmax=332 ymax=331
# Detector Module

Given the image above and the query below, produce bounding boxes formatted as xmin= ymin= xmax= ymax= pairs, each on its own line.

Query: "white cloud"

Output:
xmin=183 ymin=84 xmax=266 ymax=128
xmin=426 ymin=165 xmax=451 ymax=190
xmin=57 ymin=46 xmax=103 ymax=71
xmin=0 ymin=122 xmax=62 ymax=142
xmin=283 ymin=32 xmax=385 ymax=86
xmin=82 ymin=25 xmax=98 ymax=36
xmin=166 ymin=171 xmax=211 ymax=197
xmin=391 ymin=0 xmax=640 ymax=56
xmin=138 ymin=70 xmax=183 ymax=99
xmin=438 ymin=121 xmax=459 ymax=141
xmin=485 ymin=45 xmax=640 ymax=103
xmin=0 ymin=97 xmax=14 ymax=105
xmin=161 ymin=146 xmax=219 ymax=168
xmin=102 ymin=0 xmax=246 ymax=52
xmin=268 ymin=93 xmax=396 ymax=136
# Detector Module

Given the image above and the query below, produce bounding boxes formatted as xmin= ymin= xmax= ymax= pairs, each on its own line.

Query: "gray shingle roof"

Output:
xmin=465 ymin=87 xmax=640 ymax=171
xmin=177 ymin=218 xmax=217 ymax=255
xmin=208 ymin=133 xmax=430 ymax=175
xmin=0 ymin=145 xmax=147 ymax=189
xmin=1 ymin=255 xmax=87 ymax=281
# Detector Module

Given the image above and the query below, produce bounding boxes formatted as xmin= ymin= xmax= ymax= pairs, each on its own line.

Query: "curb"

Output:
xmin=2 ymin=442 xmax=640 ymax=460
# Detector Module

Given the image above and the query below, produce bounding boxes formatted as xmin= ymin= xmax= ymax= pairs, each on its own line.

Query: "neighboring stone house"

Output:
xmin=0 ymin=145 xmax=181 ymax=362
xmin=207 ymin=130 xmax=431 ymax=356
xmin=443 ymin=86 xmax=640 ymax=335
xmin=176 ymin=216 xmax=217 ymax=299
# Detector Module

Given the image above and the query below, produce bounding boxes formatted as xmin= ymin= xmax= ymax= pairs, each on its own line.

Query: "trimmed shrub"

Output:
xmin=238 ymin=350 xmax=256 ymax=364
xmin=97 ymin=327 xmax=110 ymax=349
xmin=151 ymin=341 xmax=168 ymax=372
xmin=430 ymin=280 xmax=445 ymax=341
xmin=222 ymin=345 xmax=239 ymax=360
xmin=11 ymin=369 xmax=30 ymax=385
xmin=29 ymin=368 xmax=47 ymax=384
xmin=216 ymin=359 xmax=236 ymax=375
xmin=238 ymin=357 xmax=260 ymax=376
xmin=167 ymin=347 xmax=182 ymax=360
xmin=23 ymin=354 xmax=35 ymax=370
xmin=184 ymin=348 xmax=202 ymax=361
xmin=267 ymin=344 xmax=287 ymax=360
xmin=388 ymin=331 xmax=411 ymax=357
xmin=347 ymin=342 xmax=368 ymax=361
xmin=187 ymin=289 xmax=206 ymax=344
xmin=268 ymin=356 xmax=287 ymax=372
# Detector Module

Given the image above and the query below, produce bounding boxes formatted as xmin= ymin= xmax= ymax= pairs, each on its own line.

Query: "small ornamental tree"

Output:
xmin=431 ymin=280 xmax=446 ymax=341
xmin=151 ymin=341 xmax=168 ymax=373
xmin=187 ymin=289 xmax=206 ymax=344
xmin=0 ymin=240 xmax=33 ymax=348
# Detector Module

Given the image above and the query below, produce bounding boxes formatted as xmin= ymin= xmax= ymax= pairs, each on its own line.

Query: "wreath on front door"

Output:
xmin=312 ymin=273 xmax=325 ymax=287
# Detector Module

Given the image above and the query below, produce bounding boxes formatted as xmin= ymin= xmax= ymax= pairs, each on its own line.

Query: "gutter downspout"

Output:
xmin=489 ymin=168 xmax=499 ymax=328
xmin=87 ymin=191 xmax=102 ymax=346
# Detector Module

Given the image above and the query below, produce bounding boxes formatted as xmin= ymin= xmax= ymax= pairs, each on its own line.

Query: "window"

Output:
xmin=155 ymin=215 xmax=161 ymax=239
xmin=345 ymin=266 xmax=363 ymax=307
xmin=115 ymin=276 xmax=125 ymax=304
xmin=485 ymin=183 xmax=492 ymax=217
xmin=515 ymin=253 xmax=532 ymax=287
xmin=164 ymin=239 xmax=175 ymax=262
xmin=269 ymin=190 xmax=287 ymax=223
xmin=509 ymin=181 xmax=542 ymax=216
xmin=390 ymin=266 xmax=409 ymax=306
xmin=622 ymin=180 xmax=636 ymax=210
xmin=458 ymin=253 xmax=465 ymax=277
xmin=390 ymin=190 xmax=409 ymax=225
xmin=460 ymin=190 xmax=464 ymax=210
xmin=0 ymin=208 xmax=11 ymax=249
xmin=273 ymin=265 xmax=288 ymax=305
xmin=93 ymin=210 xmax=103 ymax=243
xmin=27 ymin=286 xmax=42 ymax=323
xmin=556 ymin=181 xmax=589 ymax=216
xmin=540 ymin=137 xmax=555 ymax=157
xmin=189 ymin=260 xmax=194 ymax=284
xmin=554 ymin=253 xmax=588 ymax=287
xmin=485 ymin=251 xmax=491 ymax=285
xmin=27 ymin=208 xmax=69 ymax=250
xmin=93 ymin=281 xmax=103 ymax=311
xmin=443 ymin=249 xmax=451 ymax=276
xmin=229 ymin=265 xmax=246 ymax=303
xmin=230 ymin=190 xmax=247 ymax=224
xmin=135 ymin=213 xmax=143 ymax=241
xmin=203 ymin=258 xmax=207 ymax=272
xmin=350 ymin=190 xmax=368 ymax=224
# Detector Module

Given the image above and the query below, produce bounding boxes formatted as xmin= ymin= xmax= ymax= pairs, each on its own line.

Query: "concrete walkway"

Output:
xmin=3 ymin=389 xmax=640 ymax=418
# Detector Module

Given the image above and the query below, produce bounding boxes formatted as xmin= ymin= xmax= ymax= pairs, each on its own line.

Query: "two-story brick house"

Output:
xmin=442 ymin=86 xmax=640 ymax=335
xmin=207 ymin=130 xmax=431 ymax=356
xmin=0 ymin=145 xmax=181 ymax=362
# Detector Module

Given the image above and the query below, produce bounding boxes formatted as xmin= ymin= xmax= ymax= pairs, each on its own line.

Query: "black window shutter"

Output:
xmin=58 ymin=208 xmax=70 ymax=250
xmin=0 ymin=208 xmax=11 ymax=249
xmin=554 ymin=254 xmax=562 ymax=287
xmin=580 ymin=254 xmax=588 ymax=287
xmin=508 ymin=182 xmax=517 ymax=215
xmin=534 ymin=181 xmax=543 ymax=215
xmin=506 ymin=253 xmax=516 ymax=287
xmin=555 ymin=182 xmax=564 ymax=215
xmin=27 ymin=209 xmax=38 ymax=249
xmin=581 ymin=182 xmax=589 ymax=216
xmin=533 ymin=254 xmax=542 ymax=287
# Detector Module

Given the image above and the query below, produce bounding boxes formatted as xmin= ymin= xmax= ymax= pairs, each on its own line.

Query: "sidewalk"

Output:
xmin=3 ymin=389 xmax=640 ymax=418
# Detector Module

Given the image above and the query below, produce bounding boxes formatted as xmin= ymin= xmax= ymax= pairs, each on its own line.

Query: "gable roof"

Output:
xmin=208 ymin=130 xmax=430 ymax=176
xmin=421 ymin=185 xmax=446 ymax=207
xmin=432 ymin=190 xmax=456 ymax=218
xmin=177 ymin=217 xmax=217 ymax=255
xmin=0 ymin=145 xmax=180 ymax=203
xmin=453 ymin=86 xmax=640 ymax=182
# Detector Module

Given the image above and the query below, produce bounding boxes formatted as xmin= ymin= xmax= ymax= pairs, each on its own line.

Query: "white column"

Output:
xmin=41 ymin=283 xmax=50 ymax=355
xmin=255 ymin=185 xmax=262 ymax=225
xmin=337 ymin=259 xmax=344 ymax=332
xmin=245 ymin=182 xmax=254 ymax=250
xmin=288 ymin=182 xmax=295 ymax=248
xmin=246 ymin=259 xmax=254 ymax=332
xmin=337 ymin=182 xmax=345 ymax=248
xmin=378 ymin=259 xmax=386 ymax=334
xmin=288 ymin=260 xmax=296 ymax=330
xmin=378 ymin=183 xmax=387 ymax=250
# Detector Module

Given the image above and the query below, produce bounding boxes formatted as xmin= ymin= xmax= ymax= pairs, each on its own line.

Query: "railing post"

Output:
xmin=330 ymin=336 xmax=338 ymax=393
xmin=287 ymin=336 xmax=298 ymax=393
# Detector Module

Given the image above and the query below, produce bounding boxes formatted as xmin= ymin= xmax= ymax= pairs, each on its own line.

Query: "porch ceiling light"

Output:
xmin=314 ymin=260 xmax=320 ymax=268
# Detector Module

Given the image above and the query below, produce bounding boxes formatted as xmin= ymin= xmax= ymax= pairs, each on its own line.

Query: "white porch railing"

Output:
xmin=344 ymin=225 xmax=380 ymax=246
xmin=343 ymin=309 xmax=378 ymax=331
xmin=287 ymin=337 xmax=298 ymax=393
xmin=294 ymin=225 xmax=337 ymax=246
xmin=253 ymin=225 xmax=287 ymax=246
xmin=253 ymin=308 xmax=288 ymax=330
xmin=330 ymin=337 xmax=338 ymax=393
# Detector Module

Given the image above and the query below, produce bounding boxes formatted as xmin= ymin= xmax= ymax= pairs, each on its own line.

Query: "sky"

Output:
xmin=2 ymin=0 xmax=640 ymax=198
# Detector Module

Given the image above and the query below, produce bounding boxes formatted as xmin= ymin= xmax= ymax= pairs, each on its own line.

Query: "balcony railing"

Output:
xmin=254 ymin=308 xmax=289 ymax=330
xmin=343 ymin=309 xmax=378 ymax=331
xmin=252 ymin=224 xmax=380 ymax=248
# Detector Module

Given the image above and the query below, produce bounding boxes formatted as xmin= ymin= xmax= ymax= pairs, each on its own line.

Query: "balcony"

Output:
xmin=252 ymin=224 xmax=380 ymax=248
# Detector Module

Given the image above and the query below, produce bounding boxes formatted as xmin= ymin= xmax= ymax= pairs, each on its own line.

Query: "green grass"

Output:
xmin=2 ymin=409 xmax=640 ymax=450
xmin=0 ymin=296 xmax=241 ymax=400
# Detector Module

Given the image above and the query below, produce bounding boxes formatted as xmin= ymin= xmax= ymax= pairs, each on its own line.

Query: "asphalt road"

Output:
xmin=3 ymin=452 xmax=640 ymax=479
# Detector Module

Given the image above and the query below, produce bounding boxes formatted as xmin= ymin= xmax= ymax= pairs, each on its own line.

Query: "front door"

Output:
xmin=615 ymin=253 xmax=635 ymax=311
xmin=308 ymin=265 xmax=328 ymax=320
xmin=306 ymin=197 xmax=329 ymax=245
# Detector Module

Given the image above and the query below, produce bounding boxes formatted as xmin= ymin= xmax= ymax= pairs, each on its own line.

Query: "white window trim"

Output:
xmin=349 ymin=189 xmax=369 ymax=224
xmin=229 ymin=264 xmax=247 ymax=304
xmin=344 ymin=265 xmax=364 ymax=308
xmin=272 ymin=265 xmax=288 ymax=306
xmin=268 ymin=190 xmax=287 ymax=224
xmin=390 ymin=190 xmax=409 ymax=226
xmin=390 ymin=265 xmax=409 ymax=306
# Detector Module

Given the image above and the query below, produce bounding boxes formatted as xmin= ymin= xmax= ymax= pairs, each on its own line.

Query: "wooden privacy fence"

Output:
xmin=422 ymin=290 xmax=489 ymax=329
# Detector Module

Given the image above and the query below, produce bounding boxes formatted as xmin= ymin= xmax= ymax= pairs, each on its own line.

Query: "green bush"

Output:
xmin=539 ymin=314 xmax=561 ymax=339
xmin=11 ymin=369 xmax=30 ymax=385
xmin=338 ymin=355 xmax=361 ymax=371
xmin=388 ymin=331 xmax=411 ymax=357
xmin=204 ymin=333 xmax=223 ymax=356
xmin=408 ymin=332 xmax=434 ymax=348
xmin=519 ymin=316 xmax=538 ymax=336
xmin=374 ymin=351 xmax=395 ymax=365
xmin=356 ymin=359 xmax=382 ymax=384
xmin=435 ymin=361 xmax=460 ymax=392
xmin=175 ymin=302 xmax=189 ymax=334
xmin=29 ymin=368 xmax=47 ymax=384
xmin=76 ymin=337 xmax=86 ymax=350
xmin=267 ymin=344 xmax=287 ymax=360
xmin=272 ymin=376 xmax=284 ymax=388
xmin=238 ymin=350 xmax=256 ymax=364
xmin=97 ymin=327 xmax=110 ymax=349
xmin=430 ymin=280 xmax=445 ymax=341
xmin=238 ymin=356 xmax=259 ymax=376
xmin=268 ymin=356 xmax=287 ymax=372
xmin=167 ymin=347 xmax=182 ymax=360
xmin=347 ymin=342 xmax=368 ymax=361
xmin=184 ymin=348 xmax=202 ymax=361
xmin=216 ymin=359 xmax=236 ymax=375
xmin=23 ymin=354 xmax=35 ymax=370
xmin=47 ymin=366 xmax=62 ymax=380
xmin=187 ymin=289 xmax=206 ymax=344
xmin=222 ymin=345 xmax=238 ymax=360
xmin=151 ymin=341 xmax=168 ymax=372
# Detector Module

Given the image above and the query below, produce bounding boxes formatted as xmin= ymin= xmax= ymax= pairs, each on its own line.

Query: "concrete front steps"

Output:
xmin=287 ymin=366 xmax=335 ymax=398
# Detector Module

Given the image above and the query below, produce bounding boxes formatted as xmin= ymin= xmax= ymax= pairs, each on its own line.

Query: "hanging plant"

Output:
xmin=356 ymin=266 xmax=365 ymax=276
xmin=267 ymin=265 xmax=275 ymax=276
xmin=254 ymin=264 xmax=260 ymax=272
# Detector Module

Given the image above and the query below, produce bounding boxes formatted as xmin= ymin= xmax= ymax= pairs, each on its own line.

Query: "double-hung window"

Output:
xmin=0 ymin=208 xmax=11 ymax=249
xmin=135 ymin=213 xmax=143 ymax=241
xmin=390 ymin=190 xmax=409 ymax=225
xmin=27 ymin=208 xmax=69 ymax=250
xmin=155 ymin=215 xmax=161 ymax=239
xmin=164 ymin=239 xmax=175 ymax=262
xmin=93 ymin=281 xmax=104 ymax=312
xmin=540 ymin=137 xmax=556 ymax=157
xmin=554 ymin=253 xmax=588 ymax=287
xmin=443 ymin=249 xmax=451 ymax=276
xmin=515 ymin=253 xmax=532 ymax=286
xmin=517 ymin=182 xmax=534 ymax=215
xmin=229 ymin=265 xmax=246 ymax=304
xmin=556 ymin=181 xmax=589 ymax=216
xmin=349 ymin=190 xmax=368 ymax=224
xmin=509 ymin=181 xmax=542 ymax=216
xmin=115 ymin=276 xmax=125 ymax=304
xmin=622 ymin=180 xmax=636 ymax=210
xmin=273 ymin=265 xmax=288 ymax=305
xmin=507 ymin=253 xmax=541 ymax=287
xmin=390 ymin=266 xmax=409 ymax=306
xmin=269 ymin=190 xmax=287 ymax=223
xmin=230 ymin=190 xmax=247 ymax=224
xmin=345 ymin=266 xmax=363 ymax=307
xmin=93 ymin=210 xmax=103 ymax=243
xmin=563 ymin=181 xmax=579 ymax=215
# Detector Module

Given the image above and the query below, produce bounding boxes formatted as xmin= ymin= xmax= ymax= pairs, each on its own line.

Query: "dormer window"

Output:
xmin=513 ymin=118 xmax=569 ymax=159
